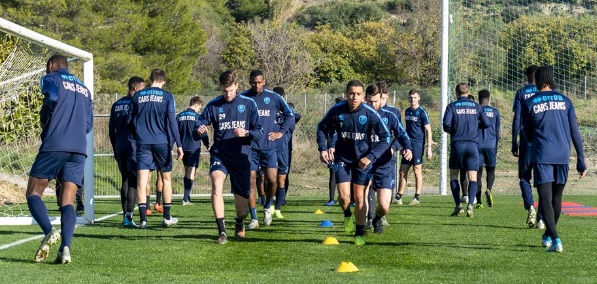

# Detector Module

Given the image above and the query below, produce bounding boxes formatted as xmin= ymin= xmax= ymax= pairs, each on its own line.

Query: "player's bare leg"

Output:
xmin=211 ymin=170 xmax=227 ymax=244
xmin=337 ymin=182 xmax=353 ymax=234
xmin=395 ymin=164 xmax=411 ymax=204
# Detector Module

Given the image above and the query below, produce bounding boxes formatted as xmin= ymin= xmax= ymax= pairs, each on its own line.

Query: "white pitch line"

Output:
xmin=0 ymin=211 xmax=124 ymax=251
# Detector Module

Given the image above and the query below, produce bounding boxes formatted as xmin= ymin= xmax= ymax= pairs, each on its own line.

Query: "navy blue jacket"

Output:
xmin=443 ymin=96 xmax=490 ymax=143
xmin=478 ymin=105 xmax=500 ymax=149
xmin=131 ymin=87 xmax=182 ymax=147
xmin=109 ymin=96 xmax=135 ymax=156
xmin=512 ymin=84 xmax=537 ymax=151
xmin=177 ymin=108 xmax=209 ymax=153
xmin=372 ymin=108 xmax=412 ymax=165
xmin=404 ymin=106 xmax=430 ymax=143
xmin=39 ymin=68 xmax=93 ymax=155
xmin=317 ymin=101 xmax=391 ymax=165
xmin=522 ymin=90 xmax=586 ymax=171
xmin=274 ymin=110 xmax=296 ymax=153
xmin=240 ymin=88 xmax=294 ymax=150
xmin=196 ymin=95 xmax=262 ymax=157
xmin=382 ymin=104 xmax=402 ymax=151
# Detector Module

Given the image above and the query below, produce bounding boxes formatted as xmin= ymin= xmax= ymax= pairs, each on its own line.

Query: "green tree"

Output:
xmin=226 ymin=0 xmax=269 ymax=22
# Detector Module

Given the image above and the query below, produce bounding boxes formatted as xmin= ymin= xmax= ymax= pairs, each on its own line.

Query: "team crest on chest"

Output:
xmin=382 ymin=117 xmax=388 ymax=125
xmin=359 ymin=115 xmax=367 ymax=125
xmin=218 ymin=107 xmax=224 ymax=113
xmin=238 ymin=104 xmax=246 ymax=113
xmin=264 ymin=97 xmax=271 ymax=104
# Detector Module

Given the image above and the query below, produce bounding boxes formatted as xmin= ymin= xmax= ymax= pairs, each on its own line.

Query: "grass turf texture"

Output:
xmin=1 ymin=195 xmax=597 ymax=283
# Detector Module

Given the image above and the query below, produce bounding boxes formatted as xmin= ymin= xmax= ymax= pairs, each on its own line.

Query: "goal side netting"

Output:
xmin=0 ymin=17 xmax=95 ymax=225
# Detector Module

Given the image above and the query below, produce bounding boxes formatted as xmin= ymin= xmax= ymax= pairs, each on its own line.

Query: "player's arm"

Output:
xmin=568 ymin=103 xmax=587 ymax=177
xmin=421 ymin=109 xmax=433 ymax=159
xmin=245 ymin=101 xmax=263 ymax=141
xmin=361 ymin=112 xmax=391 ymax=168
xmin=521 ymin=102 xmax=534 ymax=143
xmin=167 ymin=97 xmax=183 ymax=159
xmin=511 ymin=94 xmax=521 ymax=156
xmin=86 ymin=98 xmax=93 ymax=134
xmin=294 ymin=112 xmax=302 ymax=124
xmin=108 ymin=104 xmax=117 ymax=151
xmin=317 ymin=108 xmax=336 ymax=164
xmin=442 ymin=105 xmax=453 ymax=133
xmin=478 ymin=105 xmax=491 ymax=129
xmin=391 ymin=115 xmax=412 ymax=161
xmin=495 ymin=110 xmax=501 ymax=154
xmin=39 ymin=75 xmax=59 ymax=129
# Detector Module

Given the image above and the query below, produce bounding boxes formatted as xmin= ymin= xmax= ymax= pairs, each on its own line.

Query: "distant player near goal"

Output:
xmin=27 ymin=55 xmax=93 ymax=264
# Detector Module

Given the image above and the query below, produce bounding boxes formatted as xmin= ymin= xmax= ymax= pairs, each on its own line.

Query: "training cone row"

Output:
xmin=315 ymin=209 xmax=324 ymax=214
xmin=320 ymin=220 xmax=334 ymax=227
xmin=336 ymin=262 xmax=359 ymax=273
xmin=322 ymin=237 xmax=339 ymax=245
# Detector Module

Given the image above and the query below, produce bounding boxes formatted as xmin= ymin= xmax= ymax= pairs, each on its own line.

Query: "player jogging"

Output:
xmin=240 ymin=70 xmax=294 ymax=227
xmin=396 ymin=89 xmax=433 ymax=206
xmin=178 ymin=96 xmax=210 ymax=205
xmin=131 ymin=69 xmax=183 ymax=228
xmin=317 ymin=80 xmax=391 ymax=245
xmin=521 ymin=65 xmax=586 ymax=252
xmin=196 ymin=70 xmax=262 ymax=244
xmin=109 ymin=76 xmax=145 ymax=227
xmin=476 ymin=90 xmax=500 ymax=208
xmin=442 ymin=83 xmax=490 ymax=218
xmin=365 ymin=84 xmax=412 ymax=234
xmin=27 ymin=55 xmax=93 ymax=264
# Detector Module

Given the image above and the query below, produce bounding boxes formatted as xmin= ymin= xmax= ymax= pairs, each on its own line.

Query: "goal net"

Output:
xmin=441 ymin=0 xmax=597 ymax=194
xmin=0 ymin=17 xmax=95 ymax=224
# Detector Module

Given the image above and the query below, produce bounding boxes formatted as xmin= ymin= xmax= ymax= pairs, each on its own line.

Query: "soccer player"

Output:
xmin=512 ymin=65 xmax=543 ymax=228
xmin=395 ymin=89 xmax=433 ymax=206
xmin=317 ymin=80 xmax=391 ymax=245
xmin=283 ymin=101 xmax=301 ymax=205
xmin=325 ymin=97 xmax=345 ymax=206
xmin=109 ymin=76 xmax=145 ymax=227
xmin=365 ymin=84 xmax=413 ymax=234
xmin=476 ymin=90 xmax=500 ymax=208
xmin=26 ymin=55 xmax=93 ymax=263
xmin=240 ymin=70 xmax=294 ymax=227
xmin=521 ymin=65 xmax=586 ymax=252
xmin=442 ymin=83 xmax=490 ymax=217
xmin=131 ymin=69 xmax=183 ymax=228
xmin=177 ymin=96 xmax=210 ymax=205
xmin=195 ymin=70 xmax=262 ymax=244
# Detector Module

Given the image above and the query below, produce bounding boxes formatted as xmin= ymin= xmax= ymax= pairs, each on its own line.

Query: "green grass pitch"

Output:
xmin=1 ymin=195 xmax=597 ymax=283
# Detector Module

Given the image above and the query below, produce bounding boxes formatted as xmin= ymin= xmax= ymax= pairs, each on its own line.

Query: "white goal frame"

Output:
xmin=0 ymin=17 xmax=95 ymax=225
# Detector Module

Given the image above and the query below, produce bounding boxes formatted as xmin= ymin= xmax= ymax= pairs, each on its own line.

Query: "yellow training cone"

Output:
xmin=336 ymin=262 xmax=359 ymax=273
xmin=322 ymin=237 xmax=339 ymax=245
xmin=315 ymin=209 xmax=324 ymax=214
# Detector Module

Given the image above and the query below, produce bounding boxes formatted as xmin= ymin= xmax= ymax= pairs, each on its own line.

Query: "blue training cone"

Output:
xmin=320 ymin=220 xmax=334 ymax=227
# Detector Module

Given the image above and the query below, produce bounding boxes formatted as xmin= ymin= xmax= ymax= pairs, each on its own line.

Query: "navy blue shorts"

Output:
xmin=250 ymin=148 xmax=278 ymax=171
xmin=137 ymin=144 xmax=171 ymax=172
xmin=449 ymin=141 xmax=479 ymax=171
xmin=402 ymin=142 xmax=424 ymax=166
xmin=518 ymin=143 xmax=533 ymax=181
xmin=30 ymin=152 xmax=86 ymax=187
xmin=209 ymin=154 xmax=251 ymax=199
xmin=478 ymin=148 xmax=497 ymax=167
xmin=371 ymin=162 xmax=395 ymax=191
xmin=277 ymin=150 xmax=289 ymax=175
xmin=335 ymin=162 xmax=373 ymax=186
xmin=533 ymin=164 xmax=569 ymax=187
xmin=182 ymin=150 xmax=201 ymax=168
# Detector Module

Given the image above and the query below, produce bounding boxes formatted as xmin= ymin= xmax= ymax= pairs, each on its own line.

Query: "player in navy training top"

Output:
xmin=476 ymin=90 xmax=500 ymax=208
xmin=512 ymin=65 xmax=543 ymax=228
xmin=521 ymin=66 xmax=587 ymax=253
xmin=443 ymin=83 xmax=490 ymax=218
xmin=177 ymin=96 xmax=210 ymax=205
xmin=109 ymin=76 xmax=145 ymax=227
xmin=269 ymin=86 xmax=296 ymax=219
xmin=240 ymin=70 xmax=294 ymax=227
xmin=317 ymin=80 xmax=391 ymax=245
xmin=131 ymin=69 xmax=183 ymax=228
xmin=365 ymin=84 xmax=413 ymax=234
xmin=283 ymin=102 xmax=301 ymax=202
xmin=27 ymin=55 xmax=92 ymax=264
xmin=196 ymin=71 xmax=263 ymax=244
xmin=396 ymin=89 xmax=434 ymax=206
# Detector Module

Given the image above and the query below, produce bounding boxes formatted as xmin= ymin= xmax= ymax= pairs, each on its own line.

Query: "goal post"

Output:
xmin=0 ymin=17 xmax=95 ymax=225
